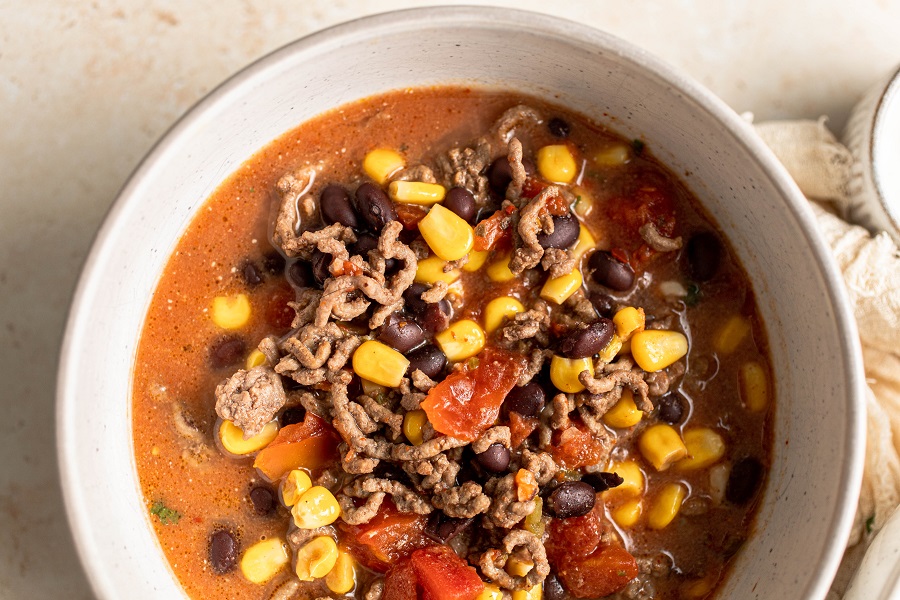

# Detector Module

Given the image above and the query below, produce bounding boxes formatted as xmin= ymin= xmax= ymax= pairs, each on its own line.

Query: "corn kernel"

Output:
xmin=618 ymin=336 xmax=632 ymax=356
xmin=360 ymin=378 xmax=388 ymax=399
xmin=739 ymin=361 xmax=769 ymax=412
xmin=550 ymin=355 xmax=593 ymax=393
xmin=281 ymin=469 xmax=313 ymax=507
xmin=486 ymin=253 xmax=516 ymax=282
xmin=605 ymin=460 xmax=645 ymax=498
xmin=714 ymin=315 xmax=751 ymax=354
xmin=603 ymin=388 xmax=643 ymax=428
xmin=363 ymin=148 xmax=405 ymax=185
xmin=647 ymin=482 xmax=686 ymax=529
xmin=219 ymin=419 xmax=278 ymax=455
xmin=245 ymin=349 xmax=266 ymax=369
xmin=598 ymin=334 xmax=624 ymax=363
xmin=211 ymin=294 xmax=251 ymax=330
xmin=295 ymin=535 xmax=339 ymax=581
xmin=678 ymin=428 xmax=726 ymax=471
xmin=434 ymin=319 xmax=485 ymax=361
xmin=571 ymin=186 xmax=594 ymax=218
xmin=613 ymin=306 xmax=645 ymax=341
xmin=571 ymin=224 xmax=596 ymax=260
xmin=682 ymin=574 xmax=717 ymax=598
xmin=419 ymin=204 xmax=475 ymax=262
xmin=639 ymin=424 xmax=688 ymax=471
xmin=240 ymin=538 xmax=289 ymax=584
xmin=477 ymin=583 xmax=504 ymax=600
xmin=512 ymin=583 xmax=542 ymax=600
xmin=463 ymin=249 xmax=490 ymax=272
xmin=484 ymin=296 xmax=525 ymax=334
xmin=414 ymin=255 xmax=461 ymax=285
xmin=540 ymin=268 xmax=583 ymax=304
xmin=631 ymin=330 xmax=688 ymax=372
xmin=524 ymin=496 xmax=545 ymax=537
xmin=292 ymin=486 xmax=341 ymax=529
xmin=594 ymin=144 xmax=631 ymax=166
xmin=388 ymin=180 xmax=446 ymax=205
xmin=506 ymin=555 xmax=534 ymax=578
xmin=352 ymin=340 xmax=410 ymax=388
xmin=325 ymin=548 xmax=357 ymax=594
xmin=537 ymin=144 xmax=577 ymax=183
xmin=611 ymin=498 xmax=642 ymax=527
xmin=403 ymin=409 xmax=428 ymax=446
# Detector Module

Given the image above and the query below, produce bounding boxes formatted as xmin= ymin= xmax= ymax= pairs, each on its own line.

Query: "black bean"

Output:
xmin=402 ymin=283 xmax=430 ymax=315
xmin=543 ymin=574 xmax=567 ymax=600
xmin=311 ymin=250 xmax=331 ymax=285
xmin=240 ymin=261 xmax=263 ymax=287
xmin=379 ymin=314 xmax=426 ymax=353
xmin=424 ymin=513 xmax=474 ymax=544
xmin=547 ymin=481 xmax=596 ymax=519
xmin=657 ymin=393 xmax=685 ymax=424
xmin=209 ymin=335 xmax=246 ymax=369
xmin=537 ymin=213 xmax=579 ymax=249
xmin=406 ymin=344 xmax=447 ymax=379
xmin=589 ymin=292 xmax=617 ymax=318
xmin=726 ymin=457 xmax=764 ymax=505
xmin=280 ymin=406 xmax=306 ymax=427
xmin=419 ymin=301 xmax=451 ymax=334
xmin=503 ymin=382 xmax=546 ymax=418
xmin=685 ymin=232 xmax=722 ymax=282
xmin=287 ymin=260 xmax=315 ymax=289
xmin=580 ymin=471 xmax=624 ymax=493
xmin=488 ymin=157 xmax=514 ymax=195
xmin=209 ymin=529 xmax=238 ymax=574
xmin=352 ymin=233 xmax=396 ymax=271
xmin=262 ymin=251 xmax=285 ymax=275
xmin=354 ymin=182 xmax=397 ymax=231
xmin=558 ymin=319 xmax=614 ymax=358
xmin=589 ymin=251 xmax=635 ymax=291
xmin=548 ymin=117 xmax=571 ymax=139
xmin=444 ymin=187 xmax=477 ymax=223
xmin=249 ymin=486 xmax=275 ymax=515
xmin=475 ymin=443 xmax=510 ymax=474
xmin=320 ymin=184 xmax=359 ymax=228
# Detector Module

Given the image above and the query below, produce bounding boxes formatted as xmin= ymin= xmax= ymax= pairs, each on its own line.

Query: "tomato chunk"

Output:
xmin=252 ymin=413 xmax=339 ymax=480
xmin=411 ymin=545 xmax=485 ymax=600
xmin=340 ymin=501 xmax=431 ymax=573
xmin=421 ymin=347 xmax=525 ymax=441
xmin=473 ymin=206 xmax=516 ymax=251
xmin=558 ymin=546 xmax=638 ymax=598
xmin=549 ymin=421 xmax=608 ymax=469
xmin=383 ymin=558 xmax=419 ymax=600
xmin=544 ymin=504 xmax=605 ymax=570
xmin=508 ymin=412 xmax=539 ymax=448
xmin=396 ymin=203 xmax=428 ymax=229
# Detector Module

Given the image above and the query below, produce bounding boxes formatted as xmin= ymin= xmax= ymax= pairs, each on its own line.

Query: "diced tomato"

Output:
xmin=544 ymin=503 xmax=605 ymax=570
xmin=411 ymin=546 xmax=485 ymax=600
xmin=549 ymin=421 xmax=608 ymax=469
xmin=605 ymin=182 xmax=677 ymax=254
xmin=521 ymin=177 xmax=548 ymax=199
xmin=264 ymin=282 xmax=296 ymax=332
xmin=252 ymin=413 xmax=339 ymax=480
xmin=508 ymin=412 xmax=539 ymax=448
xmin=421 ymin=347 xmax=526 ymax=442
xmin=383 ymin=558 xmax=419 ymax=600
xmin=340 ymin=500 xmax=431 ymax=573
xmin=542 ymin=192 xmax=570 ymax=216
xmin=473 ymin=206 xmax=516 ymax=251
xmin=558 ymin=546 xmax=638 ymax=598
xmin=396 ymin=204 xmax=428 ymax=229
xmin=332 ymin=260 xmax=363 ymax=277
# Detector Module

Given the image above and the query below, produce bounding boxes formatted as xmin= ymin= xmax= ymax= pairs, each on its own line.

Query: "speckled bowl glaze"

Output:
xmin=57 ymin=7 xmax=865 ymax=599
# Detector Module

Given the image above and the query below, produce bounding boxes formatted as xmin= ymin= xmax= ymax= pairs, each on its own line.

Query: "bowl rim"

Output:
xmin=870 ymin=63 xmax=900 ymax=232
xmin=56 ymin=5 xmax=866 ymax=599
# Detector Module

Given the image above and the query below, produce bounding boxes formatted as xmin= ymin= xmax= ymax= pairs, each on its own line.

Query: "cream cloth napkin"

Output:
xmin=754 ymin=119 xmax=900 ymax=595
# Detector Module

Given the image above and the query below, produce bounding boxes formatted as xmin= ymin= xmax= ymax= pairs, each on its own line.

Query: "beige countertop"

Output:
xmin=2 ymin=1 xmax=899 ymax=597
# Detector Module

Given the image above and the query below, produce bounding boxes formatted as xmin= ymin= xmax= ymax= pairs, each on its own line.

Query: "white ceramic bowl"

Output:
xmin=57 ymin=7 xmax=865 ymax=599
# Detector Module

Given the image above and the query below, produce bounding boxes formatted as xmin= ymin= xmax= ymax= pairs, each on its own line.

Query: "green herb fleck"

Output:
xmin=632 ymin=139 xmax=645 ymax=154
xmin=617 ymin=570 xmax=627 ymax=577
xmin=150 ymin=500 xmax=181 ymax=525
xmin=467 ymin=357 xmax=480 ymax=370
xmin=249 ymin=187 xmax=255 ymax=193
xmin=685 ymin=282 xmax=701 ymax=307
xmin=866 ymin=515 xmax=875 ymax=534
xmin=399 ymin=143 xmax=409 ymax=153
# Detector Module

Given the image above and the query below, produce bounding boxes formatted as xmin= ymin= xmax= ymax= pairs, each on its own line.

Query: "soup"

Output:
xmin=133 ymin=87 xmax=772 ymax=600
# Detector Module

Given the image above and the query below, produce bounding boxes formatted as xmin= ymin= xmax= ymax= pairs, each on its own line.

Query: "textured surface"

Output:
xmin=2 ymin=1 xmax=899 ymax=598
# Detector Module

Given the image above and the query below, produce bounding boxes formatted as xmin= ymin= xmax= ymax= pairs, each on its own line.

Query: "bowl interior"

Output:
xmin=58 ymin=7 xmax=864 ymax=599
